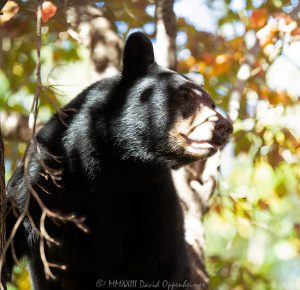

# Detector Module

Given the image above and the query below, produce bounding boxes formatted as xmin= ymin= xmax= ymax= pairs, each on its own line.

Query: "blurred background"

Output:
xmin=1 ymin=0 xmax=300 ymax=289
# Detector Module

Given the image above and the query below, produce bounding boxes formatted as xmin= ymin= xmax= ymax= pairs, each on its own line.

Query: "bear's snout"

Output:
xmin=212 ymin=117 xmax=233 ymax=146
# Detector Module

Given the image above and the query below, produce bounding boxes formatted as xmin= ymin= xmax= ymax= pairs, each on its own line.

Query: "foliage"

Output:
xmin=1 ymin=0 xmax=300 ymax=289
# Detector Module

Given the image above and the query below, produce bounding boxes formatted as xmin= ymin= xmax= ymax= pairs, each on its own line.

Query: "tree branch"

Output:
xmin=155 ymin=0 xmax=177 ymax=70
xmin=64 ymin=2 xmax=122 ymax=78
xmin=228 ymin=39 xmax=260 ymax=122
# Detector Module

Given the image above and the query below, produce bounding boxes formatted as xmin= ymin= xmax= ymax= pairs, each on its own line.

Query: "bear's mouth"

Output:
xmin=180 ymin=133 xmax=222 ymax=155
xmin=180 ymin=133 xmax=222 ymax=147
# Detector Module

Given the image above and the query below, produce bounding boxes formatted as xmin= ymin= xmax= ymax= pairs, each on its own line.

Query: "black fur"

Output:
xmin=4 ymin=32 xmax=232 ymax=290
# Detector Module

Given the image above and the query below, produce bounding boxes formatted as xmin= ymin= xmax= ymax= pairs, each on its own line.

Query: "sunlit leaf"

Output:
xmin=257 ymin=24 xmax=278 ymax=47
xmin=0 ymin=1 xmax=19 ymax=25
xmin=237 ymin=217 xmax=253 ymax=239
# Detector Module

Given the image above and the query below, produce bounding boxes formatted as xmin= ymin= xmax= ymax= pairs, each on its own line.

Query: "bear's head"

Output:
xmin=111 ymin=32 xmax=233 ymax=168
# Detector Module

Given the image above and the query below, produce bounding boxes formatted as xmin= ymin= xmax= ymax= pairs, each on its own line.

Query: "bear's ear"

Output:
xmin=122 ymin=31 xmax=155 ymax=78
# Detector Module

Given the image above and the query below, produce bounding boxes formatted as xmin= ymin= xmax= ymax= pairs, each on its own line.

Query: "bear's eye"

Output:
xmin=179 ymin=91 xmax=190 ymax=101
xmin=177 ymin=91 xmax=198 ymax=118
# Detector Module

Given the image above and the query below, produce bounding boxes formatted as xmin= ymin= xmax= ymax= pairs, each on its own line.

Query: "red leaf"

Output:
xmin=41 ymin=1 xmax=57 ymax=23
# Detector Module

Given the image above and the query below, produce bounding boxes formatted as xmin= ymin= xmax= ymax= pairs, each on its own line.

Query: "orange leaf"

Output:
xmin=196 ymin=61 xmax=206 ymax=74
xmin=291 ymin=27 xmax=300 ymax=36
xmin=215 ymin=53 xmax=231 ymax=65
xmin=250 ymin=9 xmax=268 ymax=29
xmin=208 ymin=54 xmax=232 ymax=76
xmin=41 ymin=1 xmax=57 ymax=23
xmin=202 ymin=52 xmax=214 ymax=65
xmin=177 ymin=56 xmax=196 ymax=72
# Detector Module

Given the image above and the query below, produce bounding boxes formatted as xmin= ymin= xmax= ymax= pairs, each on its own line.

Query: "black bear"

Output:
xmin=4 ymin=32 xmax=232 ymax=290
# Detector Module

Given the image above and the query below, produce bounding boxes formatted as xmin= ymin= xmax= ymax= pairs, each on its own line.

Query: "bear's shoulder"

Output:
xmin=36 ymin=76 xmax=120 ymax=155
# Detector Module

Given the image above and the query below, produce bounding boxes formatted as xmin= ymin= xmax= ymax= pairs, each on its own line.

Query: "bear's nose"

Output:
xmin=213 ymin=118 xmax=233 ymax=143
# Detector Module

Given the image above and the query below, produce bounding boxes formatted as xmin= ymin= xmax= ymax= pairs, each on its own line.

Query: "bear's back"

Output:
xmin=36 ymin=76 xmax=120 ymax=158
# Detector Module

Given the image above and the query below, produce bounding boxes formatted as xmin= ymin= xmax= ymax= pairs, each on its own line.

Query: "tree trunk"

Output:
xmin=155 ymin=1 xmax=218 ymax=288
xmin=63 ymin=1 xmax=122 ymax=80
xmin=155 ymin=0 xmax=177 ymax=70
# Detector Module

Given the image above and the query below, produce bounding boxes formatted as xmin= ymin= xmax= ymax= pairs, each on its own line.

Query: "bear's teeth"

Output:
xmin=190 ymin=142 xmax=213 ymax=149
